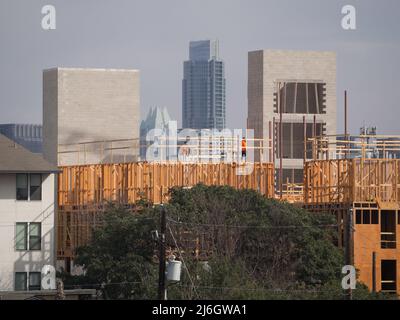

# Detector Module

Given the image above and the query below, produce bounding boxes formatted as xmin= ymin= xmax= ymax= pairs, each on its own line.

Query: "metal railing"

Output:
xmin=57 ymin=136 xmax=273 ymax=166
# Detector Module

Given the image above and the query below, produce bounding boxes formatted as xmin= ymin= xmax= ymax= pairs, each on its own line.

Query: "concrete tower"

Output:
xmin=43 ymin=68 xmax=140 ymax=166
xmin=247 ymin=50 xmax=337 ymax=185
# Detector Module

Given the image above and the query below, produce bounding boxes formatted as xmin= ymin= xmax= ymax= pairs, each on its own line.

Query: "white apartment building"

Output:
xmin=0 ymin=134 xmax=58 ymax=292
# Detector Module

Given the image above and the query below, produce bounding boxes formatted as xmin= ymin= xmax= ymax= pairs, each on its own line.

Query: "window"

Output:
xmin=16 ymin=174 xmax=28 ymax=200
xmin=14 ymin=272 xmax=41 ymax=291
xmin=29 ymin=223 xmax=41 ymax=250
xmin=15 ymin=222 xmax=41 ymax=251
xmin=274 ymin=82 xmax=327 ymax=115
xmin=16 ymin=223 xmax=28 ymax=250
xmin=355 ymin=210 xmax=362 ymax=224
xmin=363 ymin=210 xmax=371 ymax=224
xmin=29 ymin=272 xmax=41 ymax=291
xmin=381 ymin=211 xmax=396 ymax=249
xmin=30 ymin=174 xmax=42 ymax=200
xmin=371 ymin=210 xmax=379 ymax=224
xmin=15 ymin=272 xmax=27 ymax=291
xmin=16 ymin=173 xmax=42 ymax=201
xmin=381 ymin=260 xmax=397 ymax=293
xmin=355 ymin=210 xmax=379 ymax=225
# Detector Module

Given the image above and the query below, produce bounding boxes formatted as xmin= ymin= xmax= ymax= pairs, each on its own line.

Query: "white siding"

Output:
xmin=0 ymin=173 xmax=56 ymax=291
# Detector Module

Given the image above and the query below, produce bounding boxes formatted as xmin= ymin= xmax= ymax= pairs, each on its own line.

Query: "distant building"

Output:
xmin=0 ymin=134 xmax=58 ymax=292
xmin=337 ymin=126 xmax=379 ymax=159
xmin=335 ymin=127 xmax=400 ymax=160
xmin=247 ymin=50 xmax=337 ymax=185
xmin=140 ymin=107 xmax=173 ymax=160
xmin=43 ymin=68 xmax=140 ymax=166
xmin=0 ymin=124 xmax=42 ymax=154
xmin=359 ymin=126 xmax=400 ymax=159
xmin=379 ymin=137 xmax=400 ymax=159
xmin=182 ymin=40 xmax=226 ymax=130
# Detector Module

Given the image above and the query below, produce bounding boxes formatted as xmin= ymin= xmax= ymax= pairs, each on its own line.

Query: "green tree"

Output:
xmin=66 ymin=184 xmax=395 ymax=300
xmin=154 ymin=184 xmax=392 ymax=299
xmin=162 ymin=185 xmax=343 ymax=288
xmin=68 ymin=204 xmax=158 ymax=299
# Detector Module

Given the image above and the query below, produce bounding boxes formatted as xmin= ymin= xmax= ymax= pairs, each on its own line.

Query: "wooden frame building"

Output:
xmin=304 ymin=135 xmax=400 ymax=294
xmin=57 ymin=162 xmax=275 ymax=263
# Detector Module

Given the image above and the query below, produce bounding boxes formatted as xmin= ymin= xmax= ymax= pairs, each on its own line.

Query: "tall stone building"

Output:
xmin=247 ymin=50 xmax=337 ymax=186
xmin=182 ymin=40 xmax=226 ymax=130
xmin=43 ymin=68 xmax=140 ymax=166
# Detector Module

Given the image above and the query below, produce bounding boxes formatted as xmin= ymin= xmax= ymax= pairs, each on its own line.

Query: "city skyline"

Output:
xmin=0 ymin=0 xmax=399 ymax=134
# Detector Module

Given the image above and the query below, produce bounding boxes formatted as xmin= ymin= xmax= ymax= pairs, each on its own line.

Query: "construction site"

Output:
xmin=304 ymin=133 xmax=400 ymax=294
xmin=54 ymin=129 xmax=400 ymax=295
xmin=46 ymin=65 xmax=399 ymax=295
xmin=56 ymin=137 xmax=275 ymax=264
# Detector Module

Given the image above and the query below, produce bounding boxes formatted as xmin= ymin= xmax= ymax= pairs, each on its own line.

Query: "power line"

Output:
xmin=61 ymin=280 xmax=347 ymax=296
xmin=63 ymin=281 xmax=143 ymax=289
xmin=176 ymin=284 xmax=347 ymax=295
xmin=167 ymin=224 xmax=199 ymax=299
xmin=166 ymin=217 xmax=338 ymax=229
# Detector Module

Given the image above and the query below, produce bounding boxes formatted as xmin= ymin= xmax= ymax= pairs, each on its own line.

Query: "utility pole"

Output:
xmin=55 ymin=279 xmax=65 ymax=300
xmin=158 ymin=206 xmax=167 ymax=300
xmin=279 ymin=82 xmax=283 ymax=199
xmin=344 ymin=90 xmax=348 ymax=159
xmin=344 ymin=208 xmax=354 ymax=300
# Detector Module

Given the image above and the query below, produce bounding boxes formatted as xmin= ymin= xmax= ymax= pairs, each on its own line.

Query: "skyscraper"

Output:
xmin=182 ymin=40 xmax=226 ymax=130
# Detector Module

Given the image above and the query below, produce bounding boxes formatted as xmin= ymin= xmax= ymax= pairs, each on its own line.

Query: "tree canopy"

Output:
xmin=63 ymin=184 xmax=392 ymax=300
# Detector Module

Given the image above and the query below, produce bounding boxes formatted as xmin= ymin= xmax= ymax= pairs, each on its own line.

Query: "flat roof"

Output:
xmin=43 ymin=67 xmax=139 ymax=73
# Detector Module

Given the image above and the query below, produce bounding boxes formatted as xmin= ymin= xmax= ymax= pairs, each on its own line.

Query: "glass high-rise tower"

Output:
xmin=182 ymin=40 xmax=226 ymax=130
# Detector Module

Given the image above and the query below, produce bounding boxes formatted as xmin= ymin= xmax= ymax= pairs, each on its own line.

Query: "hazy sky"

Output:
xmin=0 ymin=0 xmax=399 ymax=134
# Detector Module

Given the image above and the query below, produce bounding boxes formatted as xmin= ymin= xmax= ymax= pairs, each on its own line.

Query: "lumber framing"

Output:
xmin=304 ymin=159 xmax=400 ymax=205
xmin=304 ymin=158 xmax=400 ymax=295
xmin=57 ymin=162 xmax=274 ymax=259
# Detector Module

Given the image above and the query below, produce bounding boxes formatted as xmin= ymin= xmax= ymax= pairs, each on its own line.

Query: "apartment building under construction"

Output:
xmin=303 ymin=134 xmax=400 ymax=294
xmin=54 ymin=133 xmax=400 ymax=295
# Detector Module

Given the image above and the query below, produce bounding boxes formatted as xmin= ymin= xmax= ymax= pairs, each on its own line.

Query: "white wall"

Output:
xmin=0 ymin=173 xmax=56 ymax=291
xmin=43 ymin=68 xmax=140 ymax=166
